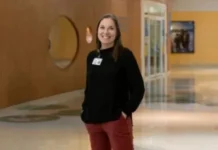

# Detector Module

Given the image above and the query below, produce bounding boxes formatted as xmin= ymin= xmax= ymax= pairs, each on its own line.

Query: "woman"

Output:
xmin=81 ymin=13 xmax=145 ymax=150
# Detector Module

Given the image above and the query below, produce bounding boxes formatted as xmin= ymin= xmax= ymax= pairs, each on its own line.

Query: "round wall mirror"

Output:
xmin=49 ymin=16 xmax=78 ymax=69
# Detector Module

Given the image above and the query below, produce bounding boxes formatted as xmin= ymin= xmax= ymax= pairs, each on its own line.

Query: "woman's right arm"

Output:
xmin=82 ymin=51 xmax=94 ymax=110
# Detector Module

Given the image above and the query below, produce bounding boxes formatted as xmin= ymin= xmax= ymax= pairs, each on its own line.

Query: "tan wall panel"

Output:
xmin=0 ymin=0 xmax=111 ymax=108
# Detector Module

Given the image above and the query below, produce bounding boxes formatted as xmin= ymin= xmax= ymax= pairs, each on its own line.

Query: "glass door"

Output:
xmin=144 ymin=16 xmax=165 ymax=78
xmin=149 ymin=19 xmax=156 ymax=76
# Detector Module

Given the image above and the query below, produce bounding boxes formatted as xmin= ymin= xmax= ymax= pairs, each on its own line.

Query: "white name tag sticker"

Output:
xmin=92 ymin=58 xmax=103 ymax=66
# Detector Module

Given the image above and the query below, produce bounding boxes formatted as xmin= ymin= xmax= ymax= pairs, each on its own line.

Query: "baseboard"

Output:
xmin=171 ymin=64 xmax=218 ymax=70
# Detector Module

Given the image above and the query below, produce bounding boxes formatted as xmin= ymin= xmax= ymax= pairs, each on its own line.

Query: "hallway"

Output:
xmin=0 ymin=69 xmax=218 ymax=150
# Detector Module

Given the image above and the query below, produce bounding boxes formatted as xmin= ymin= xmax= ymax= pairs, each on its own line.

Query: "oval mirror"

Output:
xmin=49 ymin=16 xmax=78 ymax=69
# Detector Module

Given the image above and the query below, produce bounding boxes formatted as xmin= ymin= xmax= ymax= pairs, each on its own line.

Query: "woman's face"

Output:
xmin=97 ymin=18 xmax=117 ymax=48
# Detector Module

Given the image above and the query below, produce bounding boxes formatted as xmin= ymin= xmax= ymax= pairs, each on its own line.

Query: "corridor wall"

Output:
xmin=0 ymin=0 xmax=172 ymax=108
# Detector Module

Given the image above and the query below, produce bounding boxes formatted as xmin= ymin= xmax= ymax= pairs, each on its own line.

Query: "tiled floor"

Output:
xmin=1 ymin=69 xmax=218 ymax=150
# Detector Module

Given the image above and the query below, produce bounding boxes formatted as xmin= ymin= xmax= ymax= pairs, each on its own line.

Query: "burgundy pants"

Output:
xmin=85 ymin=115 xmax=134 ymax=150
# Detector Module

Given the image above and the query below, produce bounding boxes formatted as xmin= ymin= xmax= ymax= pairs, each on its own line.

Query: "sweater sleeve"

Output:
xmin=122 ymin=49 xmax=145 ymax=116
xmin=82 ymin=51 xmax=93 ymax=110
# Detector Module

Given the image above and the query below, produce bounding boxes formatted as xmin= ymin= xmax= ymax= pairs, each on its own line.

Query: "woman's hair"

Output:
xmin=96 ymin=13 xmax=124 ymax=61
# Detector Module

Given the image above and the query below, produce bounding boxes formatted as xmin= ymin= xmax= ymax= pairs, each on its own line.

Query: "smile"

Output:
xmin=102 ymin=36 xmax=111 ymax=39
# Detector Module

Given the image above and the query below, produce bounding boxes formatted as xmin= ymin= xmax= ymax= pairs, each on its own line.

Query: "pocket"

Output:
xmin=120 ymin=111 xmax=128 ymax=120
xmin=85 ymin=123 xmax=100 ymax=134
xmin=119 ymin=113 xmax=128 ymax=123
xmin=119 ymin=114 xmax=132 ymax=127
xmin=109 ymin=114 xmax=132 ymax=136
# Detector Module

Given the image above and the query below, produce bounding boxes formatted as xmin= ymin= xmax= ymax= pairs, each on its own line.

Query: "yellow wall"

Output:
xmin=170 ymin=11 xmax=218 ymax=66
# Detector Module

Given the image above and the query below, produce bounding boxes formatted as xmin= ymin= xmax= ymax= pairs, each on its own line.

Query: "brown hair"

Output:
xmin=96 ymin=13 xmax=123 ymax=61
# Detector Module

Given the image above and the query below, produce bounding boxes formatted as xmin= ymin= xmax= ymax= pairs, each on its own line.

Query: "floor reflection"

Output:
xmin=144 ymin=72 xmax=218 ymax=112
xmin=0 ymin=69 xmax=218 ymax=150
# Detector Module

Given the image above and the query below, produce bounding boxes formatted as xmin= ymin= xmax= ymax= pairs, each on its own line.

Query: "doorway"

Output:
xmin=141 ymin=0 xmax=167 ymax=80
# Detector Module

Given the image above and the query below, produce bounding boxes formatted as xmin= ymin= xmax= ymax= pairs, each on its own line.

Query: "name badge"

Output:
xmin=92 ymin=58 xmax=103 ymax=66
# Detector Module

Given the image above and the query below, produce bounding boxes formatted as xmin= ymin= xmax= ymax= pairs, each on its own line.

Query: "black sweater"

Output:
xmin=81 ymin=47 xmax=145 ymax=124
